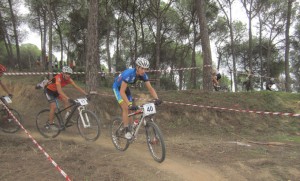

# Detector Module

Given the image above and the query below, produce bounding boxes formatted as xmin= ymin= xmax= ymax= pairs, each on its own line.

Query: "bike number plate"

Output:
xmin=143 ymin=103 xmax=156 ymax=116
xmin=77 ymin=98 xmax=88 ymax=105
xmin=3 ymin=96 xmax=12 ymax=104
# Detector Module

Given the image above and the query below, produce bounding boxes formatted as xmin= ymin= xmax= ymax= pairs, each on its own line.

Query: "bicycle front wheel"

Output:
xmin=145 ymin=120 xmax=166 ymax=163
xmin=111 ymin=117 xmax=130 ymax=151
xmin=36 ymin=109 xmax=60 ymax=138
xmin=77 ymin=110 xmax=101 ymax=141
xmin=0 ymin=108 xmax=23 ymax=133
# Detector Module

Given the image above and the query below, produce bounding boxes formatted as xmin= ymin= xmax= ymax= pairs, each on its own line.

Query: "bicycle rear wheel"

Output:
xmin=36 ymin=109 xmax=60 ymax=138
xmin=111 ymin=117 xmax=130 ymax=151
xmin=0 ymin=108 xmax=23 ymax=133
xmin=77 ymin=110 xmax=101 ymax=141
xmin=145 ymin=120 xmax=166 ymax=163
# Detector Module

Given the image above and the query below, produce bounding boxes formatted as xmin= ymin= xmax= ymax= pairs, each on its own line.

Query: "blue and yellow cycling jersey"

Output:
xmin=112 ymin=68 xmax=149 ymax=104
xmin=113 ymin=68 xmax=149 ymax=89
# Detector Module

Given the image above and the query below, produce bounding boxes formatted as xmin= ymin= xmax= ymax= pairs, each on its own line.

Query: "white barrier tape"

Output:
xmin=0 ymin=100 xmax=72 ymax=181
xmin=147 ymin=67 xmax=202 ymax=72
xmin=3 ymin=67 xmax=276 ymax=81
xmin=163 ymin=101 xmax=300 ymax=118
xmin=4 ymin=72 xmax=85 ymax=76
xmin=3 ymin=67 xmax=202 ymax=76
xmin=97 ymin=93 xmax=300 ymax=118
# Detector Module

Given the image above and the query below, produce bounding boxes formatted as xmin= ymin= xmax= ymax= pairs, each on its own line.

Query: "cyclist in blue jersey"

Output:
xmin=113 ymin=57 xmax=161 ymax=139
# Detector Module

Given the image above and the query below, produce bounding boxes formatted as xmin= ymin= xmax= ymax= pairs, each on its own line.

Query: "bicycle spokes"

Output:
xmin=77 ymin=110 xmax=100 ymax=141
xmin=145 ymin=121 xmax=166 ymax=163
xmin=110 ymin=118 xmax=130 ymax=151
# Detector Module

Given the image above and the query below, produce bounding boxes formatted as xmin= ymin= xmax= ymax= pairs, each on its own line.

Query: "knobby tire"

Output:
xmin=77 ymin=110 xmax=101 ymax=141
xmin=145 ymin=121 xmax=166 ymax=163
xmin=0 ymin=108 xmax=23 ymax=133
xmin=111 ymin=117 xmax=130 ymax=151
xmin=36 ymin=109 xmax=60 ymax=138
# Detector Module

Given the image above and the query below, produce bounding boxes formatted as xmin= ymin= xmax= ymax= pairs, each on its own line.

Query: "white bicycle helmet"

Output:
xmin=136 ymin=57 xmax=150 ymax=69
xmin=62 ymin=66 xmax=73 ymax=74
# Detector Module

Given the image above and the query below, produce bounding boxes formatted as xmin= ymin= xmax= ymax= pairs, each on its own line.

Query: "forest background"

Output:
xmin=0 ymin=0 xmax=300 ymax=93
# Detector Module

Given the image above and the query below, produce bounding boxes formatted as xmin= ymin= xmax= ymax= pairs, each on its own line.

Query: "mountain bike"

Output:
xmin=0 ymin=96 xmax=23 ymax=133
xmin=36 ymin=96 xmax=101 ymax=141
xmin=111 ymin=101 xmax=166 ymax=163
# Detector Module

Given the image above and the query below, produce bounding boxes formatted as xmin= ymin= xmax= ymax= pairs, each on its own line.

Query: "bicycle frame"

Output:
xmin=128 ymin=110 xmax=144 ymax=139
xmin=128 ymin=102 xmax=156 ymax=140
xmin=53 ymin=99 xmax=79 ymax=129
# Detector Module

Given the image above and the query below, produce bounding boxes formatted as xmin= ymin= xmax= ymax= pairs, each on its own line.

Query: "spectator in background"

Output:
xmin=100 ymin=68 xmax=106 ymax=80
xmin=266 ymin=78 xmax=275 ymax=91
xmin=212 ymin=68 xmax=221 ymax=91
xmin=70 ymin=60 xmax=76 ymax=70
xmin=54 ymin=59 xmax=58 ymax=69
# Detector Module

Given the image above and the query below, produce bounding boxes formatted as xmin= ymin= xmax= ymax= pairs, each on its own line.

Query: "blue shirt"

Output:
xmin=113 ymin=68 xmax=149 ymax=89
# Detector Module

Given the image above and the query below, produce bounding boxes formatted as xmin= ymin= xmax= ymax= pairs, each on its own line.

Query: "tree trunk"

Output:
xmin=48 ymin=0 xmax=53 ymax=77
xmin=216 ymin=0 xmax=237 ymax=91
xmin=284 ymin=0 xmax=293 ymax=92
xmin=53 ymin=9 xmax=64 ymax=63
xmin=85 ymin=0 xmax=99 ymax=92
xmin=8 ymin=0 xmax=21 ymax=70
xmin=196 ymin=0 xmax=213 ymax=91
xmin=106 ymin=29 xmax=112 ymax=73
xmin=105 ymin=2 xmax=112 ymax=73
xmin=116 ymin=18 xmax=121 ymax=72
xmin=42 ymin=11 xmax=47 ymax=71
xmin=258 ymin=14 xmax=264 ymax=90
xmin=0 ymin=11 xmax=13 ymax=61
xmin=228 ymin=4 xmax=237 ymax=91
xmin=190 ymin=21 xmax=197 ymax=89
xmin=155 ymin=15 xmax=161 ymax=89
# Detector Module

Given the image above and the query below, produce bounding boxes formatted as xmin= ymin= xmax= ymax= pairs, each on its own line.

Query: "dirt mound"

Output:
xmin=0 ymin=78 xmax=300 ymax=180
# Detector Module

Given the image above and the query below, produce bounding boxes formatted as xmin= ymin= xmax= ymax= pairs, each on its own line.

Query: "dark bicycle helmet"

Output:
xmin=0 ymin=64 xmax=7 ymax=73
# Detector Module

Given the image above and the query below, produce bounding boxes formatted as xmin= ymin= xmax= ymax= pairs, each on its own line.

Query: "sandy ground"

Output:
xmin=0 ymin=84 xmax=300 ymax=181
xmin=1 ymin=119 xmax=300 ymax=181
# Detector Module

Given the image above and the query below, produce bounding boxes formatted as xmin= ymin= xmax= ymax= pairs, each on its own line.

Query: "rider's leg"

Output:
xmin=45 ymin=89 xmax=58 ymax=124
xmin=49 ymin=102 xmax=56 ymax=124
xmin=61 ymin=96 xmax=70 ymax=109
xmin=113 ymin=86 xmax=133 ymax=139
xmin=120 ymin=102 xmax=129 ymax=127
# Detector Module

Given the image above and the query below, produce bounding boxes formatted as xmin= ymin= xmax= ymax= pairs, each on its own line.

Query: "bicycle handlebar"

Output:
xmin=129 ymin=99 xmax=163 ymax=111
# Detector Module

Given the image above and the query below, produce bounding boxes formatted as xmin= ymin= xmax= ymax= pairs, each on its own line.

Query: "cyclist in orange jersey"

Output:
xmin=44 ymin=66 xmax=88 ymax=127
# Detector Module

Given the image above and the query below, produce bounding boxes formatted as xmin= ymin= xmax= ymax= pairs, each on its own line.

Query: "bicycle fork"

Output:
xmin=78 ymin=106 xmax=91 ymax=128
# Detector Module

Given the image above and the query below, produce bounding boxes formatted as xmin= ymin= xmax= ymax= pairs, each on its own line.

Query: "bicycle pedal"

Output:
xmin=66 ymin=121 xmax=75 ymax=127
xmin=128 ymin=136 xmax=136 ymax=143
xmin=65 ymin=123 xmax=73 ymax=127
xmin=59 ymin=126 xmax=66 ymax=131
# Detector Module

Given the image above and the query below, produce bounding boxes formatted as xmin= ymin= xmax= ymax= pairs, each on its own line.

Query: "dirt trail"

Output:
xmin=1 ymin=83 xmax=300 ymax=180
xmin=10 ymin=125 xmax=232 ymax=181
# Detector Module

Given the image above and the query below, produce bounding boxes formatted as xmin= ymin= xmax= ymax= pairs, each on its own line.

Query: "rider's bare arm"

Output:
xmin=56 ymin=83 xmax=69 ymax=100
xmin=145 ymin=81 xmax=158 ymax=99
xmin=70 ymin=79 xmax=88 ymax=96
xmin=0 ymin=80 xmax=11 ymax=95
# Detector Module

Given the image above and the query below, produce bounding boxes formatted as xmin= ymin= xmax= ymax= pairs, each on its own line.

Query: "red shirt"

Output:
xmin=46 ymin=73 xmax=72 ymax=91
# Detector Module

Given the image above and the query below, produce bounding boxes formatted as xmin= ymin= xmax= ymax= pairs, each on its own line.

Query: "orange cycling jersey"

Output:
xmin=46 ymin=73 xmax=72 ymax=91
